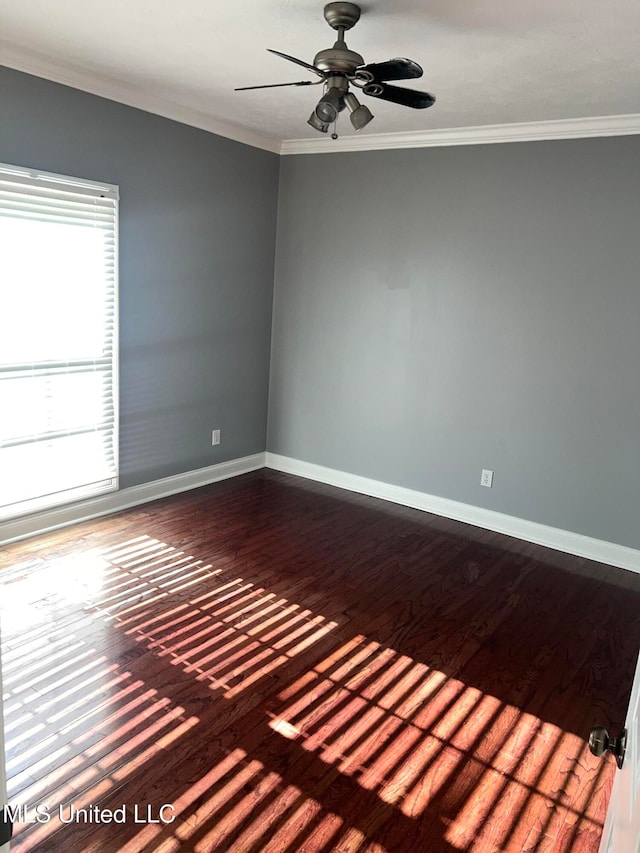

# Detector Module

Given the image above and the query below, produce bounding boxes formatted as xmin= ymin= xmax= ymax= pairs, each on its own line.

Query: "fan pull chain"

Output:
xmin=331 ymin=118 xmax=339 ymax=140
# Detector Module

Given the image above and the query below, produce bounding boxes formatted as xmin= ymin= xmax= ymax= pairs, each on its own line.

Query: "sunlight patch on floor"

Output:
xmin=1 ymin=533 xmax=610 ymax=852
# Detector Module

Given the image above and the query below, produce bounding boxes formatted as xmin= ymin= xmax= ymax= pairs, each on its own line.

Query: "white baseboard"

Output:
xmin=265 ymin=453 xmax=640 ymax=575
xmin=0 ymin=453 xmax=266 ymax=546
xmin=6 ymin=449 xmax=639 ymax=576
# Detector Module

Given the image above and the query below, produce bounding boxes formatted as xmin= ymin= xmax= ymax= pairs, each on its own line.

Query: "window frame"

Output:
xmin=0 ymin=162 xmax=119 ymax=520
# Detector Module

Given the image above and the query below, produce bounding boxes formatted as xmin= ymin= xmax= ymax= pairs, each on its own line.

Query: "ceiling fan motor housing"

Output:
xmin=313 ymin=42 xmax=365 ymax=74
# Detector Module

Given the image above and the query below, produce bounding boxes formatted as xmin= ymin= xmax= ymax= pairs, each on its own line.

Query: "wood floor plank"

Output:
xmin=1 ymin=469 xmax=639 ymax=852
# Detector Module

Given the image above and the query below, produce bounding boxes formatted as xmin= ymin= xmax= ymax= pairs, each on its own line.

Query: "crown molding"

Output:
xmin=280 ymin=113 xmax=640 ymax=155
xmin=0 ymin=41 xmax=281 ymax=154
xmin=4 ymin=42 xmax=640 ymax=157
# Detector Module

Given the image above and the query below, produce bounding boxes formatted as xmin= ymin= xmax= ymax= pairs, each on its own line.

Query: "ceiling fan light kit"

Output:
xmin=343 ymin=92 xmax=374 ymax=132
xmin=235 ymin=2 xmax=435 ymax=139
xmin=314 ymin=82 xmax=344 ymax=123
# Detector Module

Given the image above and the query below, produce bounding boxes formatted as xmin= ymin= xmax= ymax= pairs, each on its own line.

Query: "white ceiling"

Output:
xmin=1 ymin=0 xmax=640 ymax=152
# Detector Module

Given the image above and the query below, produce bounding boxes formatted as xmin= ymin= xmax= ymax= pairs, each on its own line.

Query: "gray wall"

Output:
xmin=0 ymin=67 xmax=279 ymax=488
xmin=4 ymin=65 xmax=640 ymax=552
xmin=269 ymin=140 xmax=640 ymax=550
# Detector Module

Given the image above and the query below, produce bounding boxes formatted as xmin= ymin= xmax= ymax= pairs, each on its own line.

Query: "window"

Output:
xmin=0 ymin=163 xmax=118 ymax=520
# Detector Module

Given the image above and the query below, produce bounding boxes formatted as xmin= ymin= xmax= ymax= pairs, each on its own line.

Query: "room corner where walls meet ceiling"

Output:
xmin=2 ymin=0 xmax=640 ymax=153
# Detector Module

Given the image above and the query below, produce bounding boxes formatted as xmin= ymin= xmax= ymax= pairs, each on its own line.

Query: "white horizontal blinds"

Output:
xmin=0 ymin=163 xmax=119 ymax=518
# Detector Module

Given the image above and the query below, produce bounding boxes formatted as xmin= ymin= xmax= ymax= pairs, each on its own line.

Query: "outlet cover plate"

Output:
xmin=481 ymin=469 xmax=494 ymax=488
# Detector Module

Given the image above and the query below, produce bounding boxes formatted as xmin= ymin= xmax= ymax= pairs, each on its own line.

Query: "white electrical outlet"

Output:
xmin=211 ymin=429 xmax=221 ymax=446
xmin=480 ymin=469 xmax=494 ymax=488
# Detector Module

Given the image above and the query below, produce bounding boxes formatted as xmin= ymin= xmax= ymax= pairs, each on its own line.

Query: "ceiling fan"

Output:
xmin=235 ymin=1 xmax=435 ymax=136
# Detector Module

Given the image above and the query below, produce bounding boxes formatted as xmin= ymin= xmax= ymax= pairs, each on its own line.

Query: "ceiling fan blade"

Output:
xmin=235 ymin=80 xmax=319 ymax=91
xmin=363 ymin=82 xmax=435 ymax=109
xmin=267 ymin=48 xmax=326 ymax=78
xmin=358 ymin=58 xmax=423 ymax=82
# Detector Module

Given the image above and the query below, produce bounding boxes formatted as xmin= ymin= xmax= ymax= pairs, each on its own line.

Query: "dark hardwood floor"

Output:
xmin=1 ymin=469 xmax=639 ymax=852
